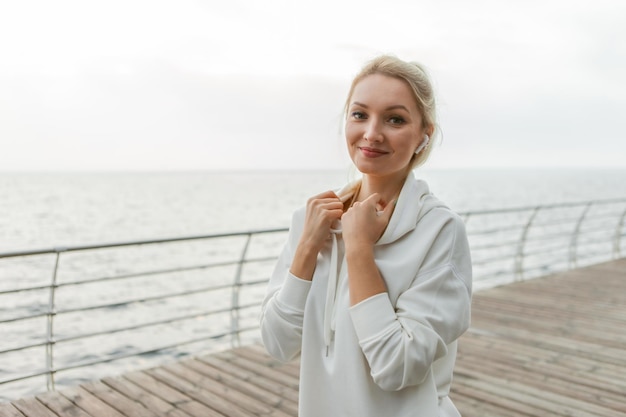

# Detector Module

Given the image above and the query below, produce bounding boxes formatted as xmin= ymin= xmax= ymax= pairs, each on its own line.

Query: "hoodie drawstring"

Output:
xmin=323 ymin=180 xmax=359 ymax=356
xmin=323 ymin=231 xmax=339 ymax=355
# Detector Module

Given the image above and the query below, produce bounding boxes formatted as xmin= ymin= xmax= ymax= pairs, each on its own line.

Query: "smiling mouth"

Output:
xmin=359 ymin=147 xmax=389 ymax=157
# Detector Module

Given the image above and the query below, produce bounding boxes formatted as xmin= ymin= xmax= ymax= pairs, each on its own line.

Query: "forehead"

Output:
xmin=350 ymin=74 xmax=418 ymax=112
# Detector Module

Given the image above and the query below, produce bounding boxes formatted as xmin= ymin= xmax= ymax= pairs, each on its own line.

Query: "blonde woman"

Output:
xmin=261 ymin=55 xmax=472 ymax=417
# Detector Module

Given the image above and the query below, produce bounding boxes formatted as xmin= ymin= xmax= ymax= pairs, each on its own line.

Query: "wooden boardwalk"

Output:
xmin=2 ymin=258 xmax=625 ymax=417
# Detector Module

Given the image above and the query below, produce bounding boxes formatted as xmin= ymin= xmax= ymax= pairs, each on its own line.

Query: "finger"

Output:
xmin=380 ymin=198 xmax=396 ymax=221
xmin=307 ymin=192 xmax=338 ymax=209
xmin=317 ymin=200 xmax=344 ymax=211
xmin=308 ymin=197 xmax=342 ymax=213
xmin=361 ymin=193 xmax=381 ymax=208
xmin=312 ymin=190 xmax=339 ymax=200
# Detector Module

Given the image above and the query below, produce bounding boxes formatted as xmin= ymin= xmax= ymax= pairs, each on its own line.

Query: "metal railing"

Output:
xmin=462 ymin=197 xmax=626 ymax=289
xmin=1 ymin=198 xmax=625 ymax=400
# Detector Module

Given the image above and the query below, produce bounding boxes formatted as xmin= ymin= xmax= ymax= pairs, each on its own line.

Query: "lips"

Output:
xmin=359 ymin=146 xmax=389 ymax=158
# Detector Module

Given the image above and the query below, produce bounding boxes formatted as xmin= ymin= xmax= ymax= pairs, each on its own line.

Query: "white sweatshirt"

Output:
xmin=260 ymin=173 xmax=472 ymax=417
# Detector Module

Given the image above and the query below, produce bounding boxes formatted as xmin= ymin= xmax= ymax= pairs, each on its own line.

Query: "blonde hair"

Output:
xmin=344 ymin=55 xmax=438 ymax=170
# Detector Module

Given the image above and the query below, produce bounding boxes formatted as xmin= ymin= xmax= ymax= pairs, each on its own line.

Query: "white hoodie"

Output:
xmin=260 ymin=173 xmax=472 ymax=417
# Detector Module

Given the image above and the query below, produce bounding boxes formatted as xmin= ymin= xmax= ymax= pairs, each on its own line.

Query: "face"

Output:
xmin=345 ymin=74 xmax=426 ymax=182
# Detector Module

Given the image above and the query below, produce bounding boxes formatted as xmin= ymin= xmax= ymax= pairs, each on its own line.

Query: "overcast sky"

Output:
xmin=1 ymin=0 xmax=625 ymax=171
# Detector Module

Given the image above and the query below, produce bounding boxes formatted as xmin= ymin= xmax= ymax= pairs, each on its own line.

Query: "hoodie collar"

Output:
xmin=336 ymin=172 xmax=444 ymax=245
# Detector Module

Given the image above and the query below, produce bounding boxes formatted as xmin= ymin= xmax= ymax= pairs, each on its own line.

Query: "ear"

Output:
xmin=425 ymin=124 xmax=435 ymax=138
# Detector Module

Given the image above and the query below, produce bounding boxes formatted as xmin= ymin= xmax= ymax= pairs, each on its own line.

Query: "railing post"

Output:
xmin=231 ymin=234 xmax=252 ymax=348
xmin=515 ymin=207 xmax=540 ymax=281
xmin=569 ymin=203 xmax=592 ymax=269
xmin=46 ymin=250 xmax=63 ymax=392
xmin=613 ymin=206 xmax=626 ymax=259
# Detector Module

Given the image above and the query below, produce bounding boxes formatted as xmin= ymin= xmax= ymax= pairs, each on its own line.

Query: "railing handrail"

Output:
xmin=2 ymin=198 xmax=625 ymax=259
xmin=1 ymin=197 xmax=625 ymax=400
xmin=0 ymin=227 xmax=289 ymax=259
xmin=459 ymin=196 xmax=626 ymax=217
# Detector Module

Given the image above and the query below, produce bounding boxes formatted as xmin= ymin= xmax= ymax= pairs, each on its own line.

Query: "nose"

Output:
xmin=363 ymin=119 xmax=383 ymax=142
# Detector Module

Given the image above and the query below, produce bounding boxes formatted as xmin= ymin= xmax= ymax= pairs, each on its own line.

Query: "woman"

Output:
xmin=260 ymin=55 xmax=472 ymax=417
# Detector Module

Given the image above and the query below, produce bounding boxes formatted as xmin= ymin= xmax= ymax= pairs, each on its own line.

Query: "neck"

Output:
xmin=357 ymin=172 xmax=409 ymax=205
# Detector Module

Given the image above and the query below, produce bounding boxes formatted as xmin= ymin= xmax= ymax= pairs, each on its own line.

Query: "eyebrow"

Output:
xmin=352 ymin=101 xmax=410 ymax=113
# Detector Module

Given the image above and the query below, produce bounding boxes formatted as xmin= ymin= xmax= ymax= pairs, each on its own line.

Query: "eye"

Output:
xmin=388 ymin=116 xmax=406 ymax=125
xmin=351 ymin=111 xmax=367 ymax=120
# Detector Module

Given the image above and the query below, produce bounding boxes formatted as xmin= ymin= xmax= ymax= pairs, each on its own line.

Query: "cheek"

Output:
xmin=344 ymin=124 xmax=359 ymax=146
xmin=394 ymin=134 xmax=420 ymax=159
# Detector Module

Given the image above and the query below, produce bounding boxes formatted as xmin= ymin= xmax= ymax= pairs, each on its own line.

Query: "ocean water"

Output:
xmin=2 ymin=168 xmax=626 ymax=253
xmin=1 ymin=168 xmax=626 ymax=401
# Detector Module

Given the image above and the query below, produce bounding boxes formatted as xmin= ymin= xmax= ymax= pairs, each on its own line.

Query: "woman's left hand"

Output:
xmin=342 ymin=193 xmax=395 ymax=249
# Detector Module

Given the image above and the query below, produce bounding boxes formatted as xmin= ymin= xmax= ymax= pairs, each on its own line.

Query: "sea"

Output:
xmin=1 ymin=168 xmax=626 ymax=401
xmin=3 ymin=168 xmax=626 ymax=253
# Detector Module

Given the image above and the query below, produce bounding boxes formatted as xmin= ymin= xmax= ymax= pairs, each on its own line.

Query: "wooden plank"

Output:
xmin=60 ymin=386 xmax=126 ymax=417
xmin=451 ymin=393 xmax=534 ymax=417
xmin=0 ymin=403 xmax=26 ymax=417
xmin=472 ymin=296 xmax=626 ymax=328
xmin=458 ymin=339 xmax=626 ymax=398
xmin=146 ymin=367 xmax=249 ymax=417
xmin=472 ymin=289 xmax=626 ymax=322
xmin=454 ymin=359 xmax=622 ymax=417
xmin=456 ymin=351 xmax=626 ymax=413
xmin=469 ymin=322 xmax=625 ymax=365
xmin=123 ymin=371 xmax=223 ymax=417
xmin=470 ymin=309 xmax=626 ymax=348
xmin=458 ymin=332 xmax=626 ymax=393
xmin=451 ymin=382 xmax=550 ymax=417
xmin=100 ymin=376 xmax=192 ymax=417
xmin=212 ymin=350 xmax=299 ymax=389
xmin=36 ymin=391 xmax=91 ymax=417
xmin=235 ymin=345 xmax=301 ymax=379
xmin=197 ymin=355 xmax=299 ymax=404
xmin=453 ymin=373 xmax=602 ymax=417
xmin=80 ymin=381 xmax=157 ymax=417
xmin=11 ymin=399 xmax=58 ymax=417
xmin=162 ymin=361 xmax=292 ymax=417
xmin=181 ymin=358 xmax=298 ymax=415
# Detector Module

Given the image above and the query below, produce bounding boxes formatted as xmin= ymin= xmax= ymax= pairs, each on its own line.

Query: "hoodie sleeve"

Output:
xmin=349 ymin=213 xmax=472 ymax=391
xmin=259 ymin=208 xmax=312 ymax=362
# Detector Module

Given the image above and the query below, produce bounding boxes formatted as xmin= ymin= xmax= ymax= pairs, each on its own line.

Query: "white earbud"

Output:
xmin=415 ymin=135 xmax=430 ymax=154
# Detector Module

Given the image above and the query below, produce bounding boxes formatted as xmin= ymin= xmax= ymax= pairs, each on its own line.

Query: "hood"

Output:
xmin=323 ymin=172 xmax=446 ymax=352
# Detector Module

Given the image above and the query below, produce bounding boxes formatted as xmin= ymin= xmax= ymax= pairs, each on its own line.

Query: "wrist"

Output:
xmin=345 ymin=241 xmax=374 ymax=260
xmin=296 ymin=237 xmax=323 ymax=259
xmin=290 ymin=240 xmax=322 ymax=281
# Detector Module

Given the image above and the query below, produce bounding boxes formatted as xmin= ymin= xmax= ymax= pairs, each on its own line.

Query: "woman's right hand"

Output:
xmin=301 ymin=190 xmax=344 ymax=252
xmin=290 ymin=191 xmax=344 ymax=280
